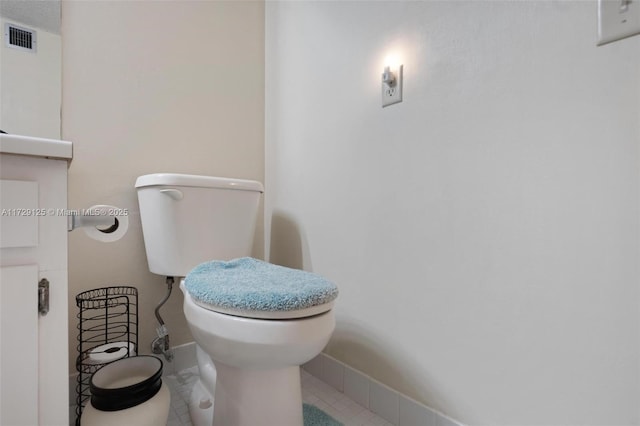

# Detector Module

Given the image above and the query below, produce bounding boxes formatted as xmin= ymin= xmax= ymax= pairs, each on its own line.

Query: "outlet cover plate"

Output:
xmin=597 ymin=0 xmax=640 ymax=45
xmin=382 ymin=65 xmax=403 ymax=107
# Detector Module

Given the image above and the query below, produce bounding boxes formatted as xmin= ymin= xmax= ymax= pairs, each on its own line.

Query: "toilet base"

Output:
xmin=188 ymin=361 xmax=303 ymax=426
xmin=188 ymin=378 xmax=214 ymax=426
xmin=213 ymin=362 xmax=303 ymax=426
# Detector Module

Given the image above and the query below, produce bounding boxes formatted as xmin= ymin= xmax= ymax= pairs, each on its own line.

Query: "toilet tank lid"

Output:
xmin=135 ymin=173 xmax=264 ymax=192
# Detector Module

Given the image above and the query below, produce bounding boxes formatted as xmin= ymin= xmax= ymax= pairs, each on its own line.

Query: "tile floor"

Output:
xmin=164 ymin=366 xmax=394 ymax=426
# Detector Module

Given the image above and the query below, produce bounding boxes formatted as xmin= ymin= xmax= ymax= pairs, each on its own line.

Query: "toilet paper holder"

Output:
xmin=67 ymin=204 xmax=128 ymax=233
xmin=68 ymin=212 xmax=118 ymax=233
xmin=67 ymin=205 xmax=129 ymax=242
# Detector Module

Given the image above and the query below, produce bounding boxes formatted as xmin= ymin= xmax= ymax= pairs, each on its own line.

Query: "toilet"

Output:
xmin=135 ymin=173 xmax=338 ymax=426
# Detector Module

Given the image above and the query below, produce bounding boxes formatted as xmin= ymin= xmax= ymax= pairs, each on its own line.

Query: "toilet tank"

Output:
xmin=135 ymin=173 xmax=263 ymax=277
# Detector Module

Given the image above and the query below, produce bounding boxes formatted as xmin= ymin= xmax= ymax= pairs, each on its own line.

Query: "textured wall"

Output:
xmin=265 ymin=1 xmax=640 ymax=424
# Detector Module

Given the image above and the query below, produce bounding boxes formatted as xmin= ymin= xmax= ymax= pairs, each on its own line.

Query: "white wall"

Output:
xmin=265 ymin=1 xmax=640 ymax=424
xmin=0 ymin=16 xmax=61 ymax=138
xmin=62 ymin=1 xmax=264 ymax=371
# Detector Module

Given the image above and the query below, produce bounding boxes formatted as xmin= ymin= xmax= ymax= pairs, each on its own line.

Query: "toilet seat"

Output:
xmin=190 ymin=297 xmax=335 ymax=319
xmin=183 ymin=258 xmax=339 ymax=320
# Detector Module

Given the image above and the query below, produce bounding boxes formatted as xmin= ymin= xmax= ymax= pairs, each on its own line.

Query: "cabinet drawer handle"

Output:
xmin=38 ymin=278 xmax=49 ymax=316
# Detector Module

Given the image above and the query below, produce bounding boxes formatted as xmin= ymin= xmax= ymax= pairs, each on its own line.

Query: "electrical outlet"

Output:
xmin=382 ymin=65 xmax=403 ymax=107
xmin=597 ymin=0 xmax=640 ymax=45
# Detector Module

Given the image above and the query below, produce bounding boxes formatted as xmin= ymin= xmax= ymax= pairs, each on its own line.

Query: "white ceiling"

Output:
xmin=1 ymin=0 xmax=60 ymax=34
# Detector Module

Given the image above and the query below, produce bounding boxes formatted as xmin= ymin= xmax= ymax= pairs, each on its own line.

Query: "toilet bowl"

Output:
xmin=181 ymin=280 xmax=335 ymax=426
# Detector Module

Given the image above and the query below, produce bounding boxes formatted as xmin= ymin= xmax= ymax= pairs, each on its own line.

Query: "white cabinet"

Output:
xmin=0 ymin=134 xmax=72 ymax=426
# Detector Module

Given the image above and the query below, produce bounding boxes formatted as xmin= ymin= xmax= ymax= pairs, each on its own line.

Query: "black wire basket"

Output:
xmin=75 ymin=286 xmax=138 ymax=425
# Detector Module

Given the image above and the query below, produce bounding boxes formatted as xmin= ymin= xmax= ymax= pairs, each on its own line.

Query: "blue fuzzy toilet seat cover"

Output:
xmin=184 ymin=257 xmax=338 ymax=318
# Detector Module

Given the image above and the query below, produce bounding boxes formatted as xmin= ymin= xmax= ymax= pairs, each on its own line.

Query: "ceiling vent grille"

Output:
xmin=4 ymin=23 xmax=36 ymax=52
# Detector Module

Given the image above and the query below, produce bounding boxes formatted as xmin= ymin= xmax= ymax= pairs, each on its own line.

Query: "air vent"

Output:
xmin=4 ymin=23 xmax=36 ymax=52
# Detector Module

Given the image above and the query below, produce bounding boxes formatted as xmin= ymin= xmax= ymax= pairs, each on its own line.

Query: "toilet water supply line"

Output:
xmin=152 ymin=276 xmax=174 ymax=362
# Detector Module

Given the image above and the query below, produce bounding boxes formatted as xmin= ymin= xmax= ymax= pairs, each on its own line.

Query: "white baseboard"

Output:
xmin=162 ymin=341 xmax=198 ymax=375
xmin=303 ymin=353 xmax=465 ymax=426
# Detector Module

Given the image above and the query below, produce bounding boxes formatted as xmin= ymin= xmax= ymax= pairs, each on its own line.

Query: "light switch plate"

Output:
xmin=597 ymin=0 xmax=640 ymax=45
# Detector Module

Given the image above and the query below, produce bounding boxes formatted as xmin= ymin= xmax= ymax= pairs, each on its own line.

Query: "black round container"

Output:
xmin=89 ymin=355 xmax=163 ymax=411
